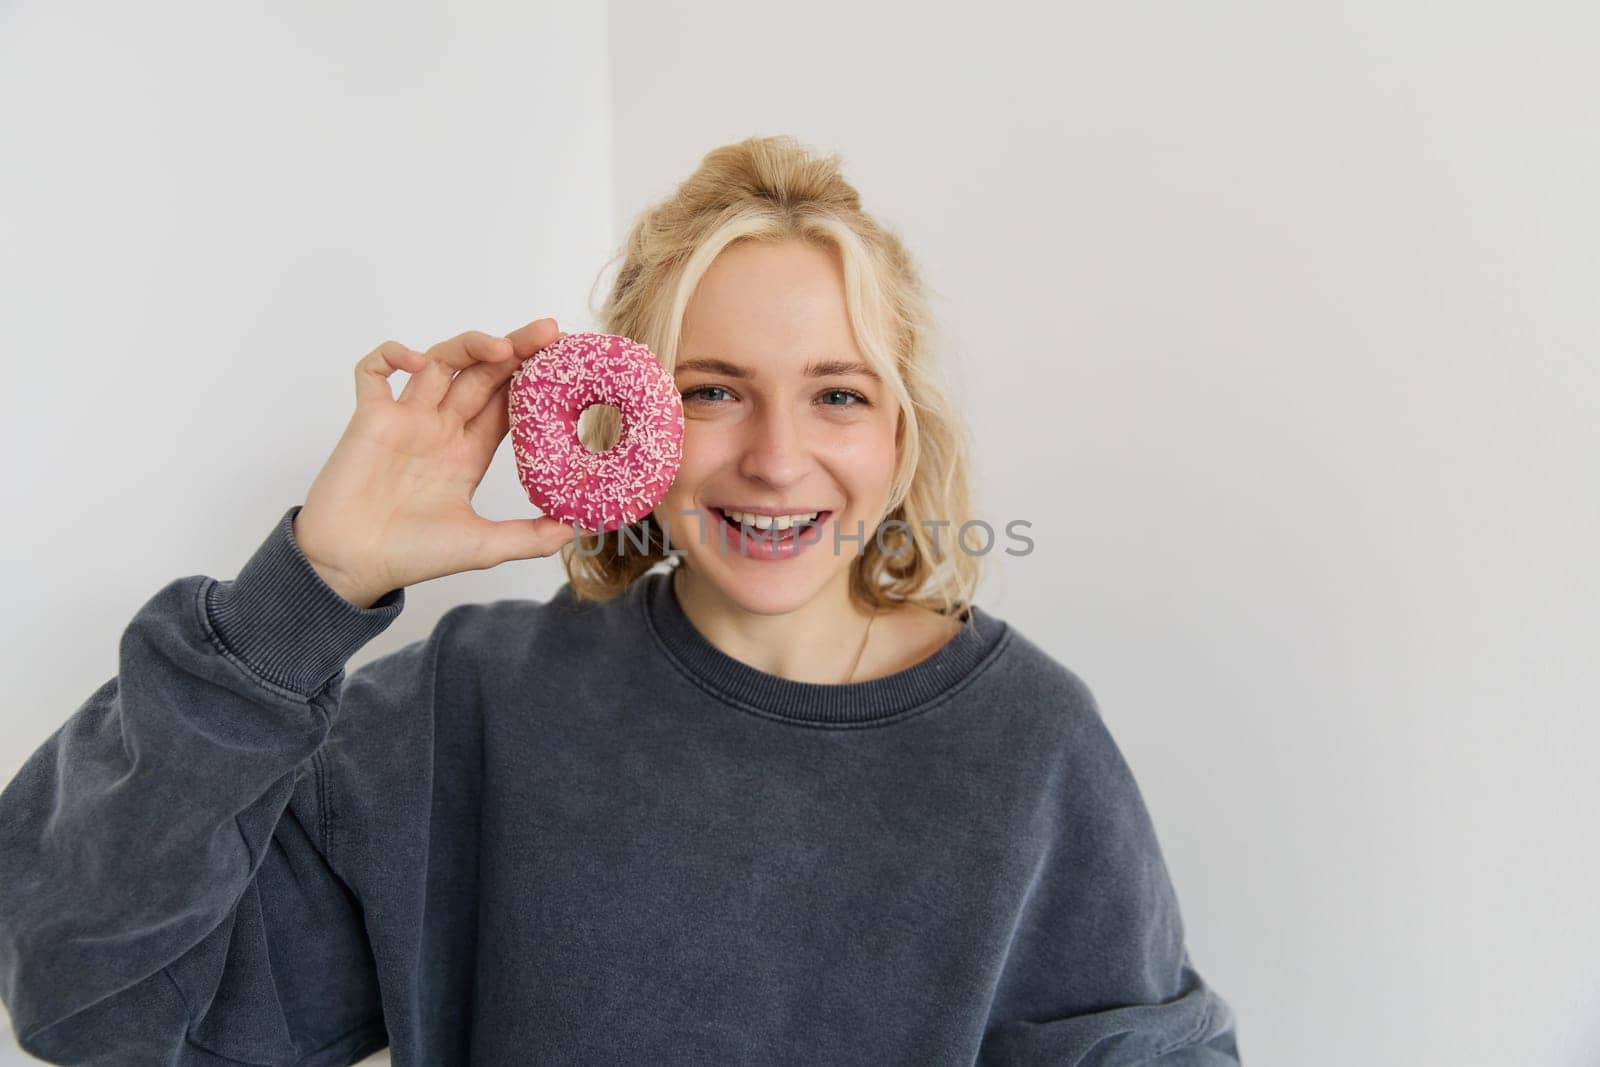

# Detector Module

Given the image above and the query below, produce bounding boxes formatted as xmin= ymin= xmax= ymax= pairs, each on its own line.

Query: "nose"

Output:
xmin=736 ymin=403 xmax=809 ymax=489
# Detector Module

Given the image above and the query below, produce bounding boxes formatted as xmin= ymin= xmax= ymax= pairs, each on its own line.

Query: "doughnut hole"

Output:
xmin=576 ymin=403 xmax=622 ymax=453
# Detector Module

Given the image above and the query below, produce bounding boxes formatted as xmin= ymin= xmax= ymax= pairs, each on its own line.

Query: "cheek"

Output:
xmin=659 ymin=425 xmax=722 ymax=509
xmin=826 ymin=419 xmax=899 ymax=492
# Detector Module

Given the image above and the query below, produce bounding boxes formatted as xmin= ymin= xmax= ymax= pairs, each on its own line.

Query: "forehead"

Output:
xmin=679 ymin=240 xmax=859 ymax=366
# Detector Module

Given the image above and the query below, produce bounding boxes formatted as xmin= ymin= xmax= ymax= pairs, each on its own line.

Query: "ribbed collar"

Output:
xmin=636 ymin=567 xmax=1011 ymax=726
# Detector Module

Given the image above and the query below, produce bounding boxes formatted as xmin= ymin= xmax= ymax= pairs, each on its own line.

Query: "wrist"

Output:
xmin=291 ymin=513 xmax=387 ymax=609
xmin=308 ymin=561 xmax=385 ymax=611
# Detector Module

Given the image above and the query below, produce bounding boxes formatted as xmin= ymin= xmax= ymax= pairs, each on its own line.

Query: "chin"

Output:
xmin=686 ymin=555 xmax=839 ymax=617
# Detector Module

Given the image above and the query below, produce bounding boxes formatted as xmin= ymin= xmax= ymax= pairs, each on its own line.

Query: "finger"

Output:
xmin=397 ymin=330 xmax=514 ymax=409
xmin=441 ymin=351 xmax=522 ymax=425
xmin=469 ymin=515 xmax=576 ymax=569
xmin=355 ymin=341 xmax=427 ymax=407
xmin=463 ymin=380 xmax=512 ymax=462
xmin=505 ymin=317 xmax=561 ymax=359
xmin=444 ymin=319 xmax=564 ymax=423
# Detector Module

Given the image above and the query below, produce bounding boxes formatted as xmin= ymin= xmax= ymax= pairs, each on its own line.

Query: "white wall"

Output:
xmin=607 ymin=3 xmax=1597 ymax=1065
xmin=4 ymin=2 xmax=1597 ymax=1064
xmin=0 ymin=2 xmax=613 ymax=1063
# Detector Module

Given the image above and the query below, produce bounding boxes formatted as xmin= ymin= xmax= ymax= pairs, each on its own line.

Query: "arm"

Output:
xmin=0 ymin=505 xmax=411 ymax=1065
xmin=978 ymin=676 xmax=1241 ymax=1065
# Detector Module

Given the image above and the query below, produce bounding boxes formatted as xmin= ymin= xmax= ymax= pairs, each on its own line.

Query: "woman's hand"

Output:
xmin=292 ymin=319 xmax=575 ymax=608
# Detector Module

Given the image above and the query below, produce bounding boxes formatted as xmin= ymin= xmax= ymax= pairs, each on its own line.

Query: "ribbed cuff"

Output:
xmin=203 ymin=505 xmax=405 ymax=696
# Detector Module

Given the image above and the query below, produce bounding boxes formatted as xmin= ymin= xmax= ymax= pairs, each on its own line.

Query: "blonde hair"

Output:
xmin=560 ymin=134 xmax=983 ymax=622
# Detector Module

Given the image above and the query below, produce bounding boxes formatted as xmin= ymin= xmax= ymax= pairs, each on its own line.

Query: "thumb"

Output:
xmin=477 ymin=516 xmax=576 ymax=565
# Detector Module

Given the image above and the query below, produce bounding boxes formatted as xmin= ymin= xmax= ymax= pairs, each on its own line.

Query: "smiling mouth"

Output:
xmin=710 ymin=508 xmax=832 ymax=541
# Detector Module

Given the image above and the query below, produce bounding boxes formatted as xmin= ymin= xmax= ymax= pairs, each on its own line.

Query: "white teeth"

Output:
xmin=723 ymin=509 xmax=820 ymax=530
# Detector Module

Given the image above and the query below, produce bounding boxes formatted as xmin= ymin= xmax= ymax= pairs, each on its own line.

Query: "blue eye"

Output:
xmin=680 ymin=385 xmax=870 ymax=408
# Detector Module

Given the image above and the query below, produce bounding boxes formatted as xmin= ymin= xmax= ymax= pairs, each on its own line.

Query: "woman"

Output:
xmin=0 ymin=136 xmax=1240 ymax=1064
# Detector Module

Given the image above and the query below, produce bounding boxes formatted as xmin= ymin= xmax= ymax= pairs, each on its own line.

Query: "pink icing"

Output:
xmin=508 ymin=332 xmax=685 ymax=534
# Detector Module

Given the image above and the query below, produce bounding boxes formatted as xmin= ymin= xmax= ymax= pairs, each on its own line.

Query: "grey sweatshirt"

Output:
xmin=0 ymin=504 xmax=1240 ymax=1065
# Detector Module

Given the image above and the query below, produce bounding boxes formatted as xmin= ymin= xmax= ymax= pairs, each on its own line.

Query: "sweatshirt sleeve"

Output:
xmin=0 ymin=505 xmax=409 ymax=1066
xmin=977 ymin=674 xmax=1243 ymax=1065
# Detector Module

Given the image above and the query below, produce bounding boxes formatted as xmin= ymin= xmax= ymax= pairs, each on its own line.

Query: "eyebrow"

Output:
xmin=674 ymin=356 xmax=882 ymax=383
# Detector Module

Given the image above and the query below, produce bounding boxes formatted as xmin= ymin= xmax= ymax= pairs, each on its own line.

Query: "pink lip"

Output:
xmin=711 ymin=509 xmax=834 ymax=561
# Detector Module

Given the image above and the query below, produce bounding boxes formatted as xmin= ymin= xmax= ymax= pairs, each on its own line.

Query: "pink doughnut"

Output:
xmin=508 ymin=332 xmax=684 ymax=534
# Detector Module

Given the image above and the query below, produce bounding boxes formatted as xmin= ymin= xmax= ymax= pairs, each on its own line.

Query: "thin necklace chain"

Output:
xmin=676 ymin=568 xmax=879 ymax=685
xmin=844 ymin=608 xmax=879 ymax=684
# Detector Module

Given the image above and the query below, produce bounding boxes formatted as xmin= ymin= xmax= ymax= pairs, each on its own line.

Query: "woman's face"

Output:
xmin=654 ymin=239 xmax=900 ymax=616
